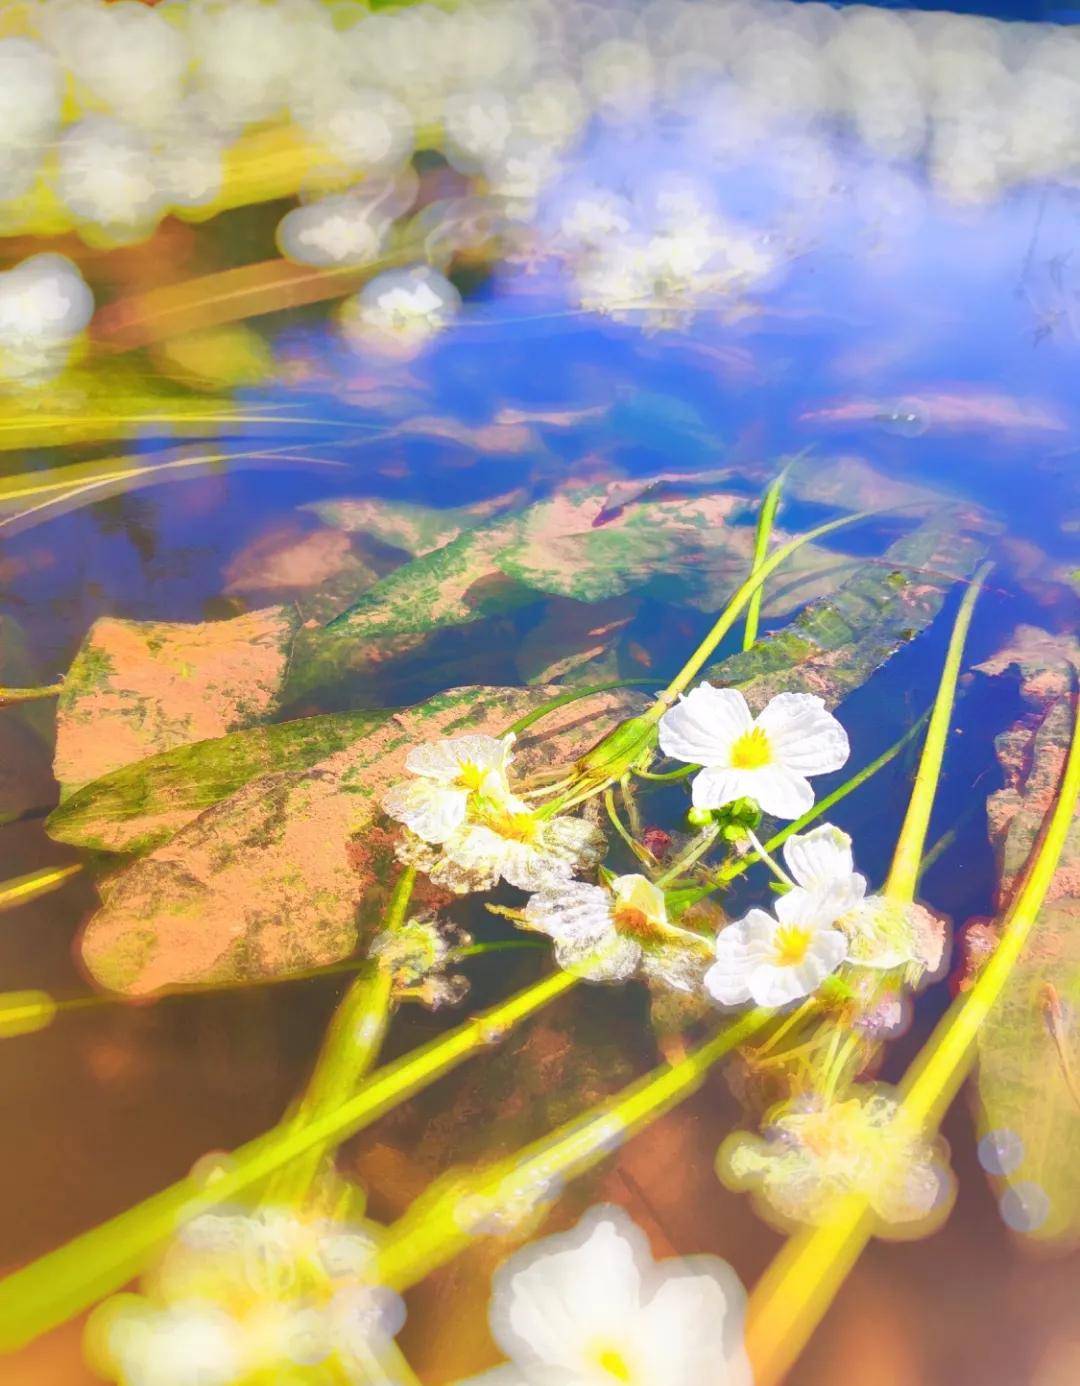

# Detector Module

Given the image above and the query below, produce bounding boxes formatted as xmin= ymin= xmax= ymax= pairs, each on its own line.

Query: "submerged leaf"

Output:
xmin=290 ymin=475 xmax=865 ymax=698
xmin=700 ymin=513 xmax=986 ymax=710
xmin=47 ymin=709 xmax=390 ymax=854
xmin=77 ymin=684 xmax=643 ymax=995
xmin=54 ymin=606 xmax=299 ymax=794
xmin=223 ymin=525 xmax=381 ymax=623
xmin=303 ymin=490 xmax=526 ymax=558
xmin=974 ymin=628 xmax=1080 ymax=1243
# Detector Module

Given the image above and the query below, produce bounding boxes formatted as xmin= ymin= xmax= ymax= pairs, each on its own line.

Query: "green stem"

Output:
xmin=658 ymin=504 xmax=895 ymax=708
xmin=502 ymin=678 xmax=659 ymax=738
xmin=745 ymin=687 xmax=1080 ymax=1386
xmin=0 ymin=683 xmax=63 ymax=703
xmin=568 ymin=504 xmax=908 ymax=805
xmin=885 ymin=562 xmax=992 ymax=902
xmin=375 ymin=1008 xmax=771 ymax=1290
xmin=631 ymin=763 xmax=698 ymax=782
xmin=0 ymin=966 xmax=579 ymax=1352
xmin=266 ymin=868 xmax=416 ymax=1204
xmin=656 ymin=823 xmax=721 ymax=887
xmin=742 ymin=470 xmax=786 ymax=651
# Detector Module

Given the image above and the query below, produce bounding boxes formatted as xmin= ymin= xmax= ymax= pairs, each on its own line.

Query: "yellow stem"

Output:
xmin=885 ymin=562 xmax=992 ymax=901
xmin=745 ymin=685 xmax=1080 ymax=1386
xmin=0 ymin=966 xmax=578 ymax=1351
xmin=375 ymin=1009 xmax=772 ymax=1290
xmin=743 ymin=470 xmax=786 ymax=651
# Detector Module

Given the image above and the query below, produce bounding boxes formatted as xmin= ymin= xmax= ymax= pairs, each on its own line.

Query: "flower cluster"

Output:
xmin=87 ymin=1204 xmax=405 ymax=1385
xmin=384 ymin=733 xmax=606 ymax=895
xmin=380 ymin=685 xmax=945 ymax=1021
xmin=370 ymin=913 xmax=471 ymax=1010
xmin=718 ymin=1086 xmax=956 ymax=1235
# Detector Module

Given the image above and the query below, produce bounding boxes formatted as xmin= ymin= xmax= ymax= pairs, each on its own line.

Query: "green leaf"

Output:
xmin=974 ymin=628 xmax=1080 ymax=1243
xmin=47 ymin=709 xmax=390 ymax=855
xmin=700 ymin=513 xmax=986 ymax=709
xmin=75 ymin=682 xmax=645 ymax=995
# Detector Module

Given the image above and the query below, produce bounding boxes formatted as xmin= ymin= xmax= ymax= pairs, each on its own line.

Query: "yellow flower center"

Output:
xmin=773 ymin=924 xmax=813 ymax=966
xmin=487 ymin=808 xmax=539 ymax=843
xmin=590 ymin=1343 xmax=634 ymax=1382
xmin=455 ymin=761 xmax=489 ymax=791
xmin=730 ymin=725 xmax=773 ymax=770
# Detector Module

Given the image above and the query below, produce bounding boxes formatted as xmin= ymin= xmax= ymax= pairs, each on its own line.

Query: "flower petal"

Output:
xmin=658 ymin=685 xmax=753 ymax=766
xmin=747 ymin=763 xmax=815 ymax=819
xmin=636 ymin=1263 xmax=751 ymax=1386
xmin=702 ymin=961 xmax=750 ymax=1006
xmin=381 ymin=778 xmax=467 ymax=843
xmin=490 ymin=1207 xmax=647 ymax=1372
xmin=755 ymin=693 xmax=850 ymax=776
xmin=404 ymin=733 xmax=511 ymax=782
xmin=782 ymin=824 xmax=857 ymax=894
xmin=689 ymin=765 xmax=754 ymax=811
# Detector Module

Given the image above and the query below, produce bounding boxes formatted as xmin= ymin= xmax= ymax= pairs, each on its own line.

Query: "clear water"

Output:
xmin=1 ymin=7 xmax=1079 ymax=1386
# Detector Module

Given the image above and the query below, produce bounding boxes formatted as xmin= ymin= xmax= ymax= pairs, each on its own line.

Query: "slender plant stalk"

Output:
xmin=745 ymin=689 xmax=1080 ymax=1386
xmin=742 ymin=470 xmax=786 ymax=651
xmin=0 ymin=683 xmax=63 ymax=703
xmin=742 ymin=563 xmax=1017 ymax=1386
xmin=0 ymin=966 xmax=579 ymax=1351
xmin=567 ymin=503 xmax=908 ymax=806
xmin=885 ymin=562 xmax=992 ymax=899
xmin=658 ymin=504 xmax=897 ymax=707
xmin=0 ymin=864 xmax=82 ymax=912
xmin=266 ymin=868 xmax=416 ymax=1204
xmin=502 ymin=678 xmax=660 ymax=739
xmin=375 ymin=1008 xmax=772 ymax=1290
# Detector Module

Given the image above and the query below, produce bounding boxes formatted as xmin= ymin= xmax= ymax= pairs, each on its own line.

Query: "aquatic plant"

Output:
xmin=0 ymin=446 xmax=1060 ymax=1386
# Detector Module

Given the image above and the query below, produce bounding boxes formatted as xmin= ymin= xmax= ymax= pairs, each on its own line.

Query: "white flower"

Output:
xmin=523 ymin=874 xmax=711 ymax=990
xmin=781 ymin=824 xmax=865 ymax=902
xmin=370 ymin=913 xmax=471 ymax=1009
xmin=842 ymin=895 xmax=947 ymax=979
xmin=719 ymin=1088 xmax=954 ymax=1233
xmin=277 ymin=195 xmax=388 ymax=268
xmin=0 ymin=254 xmax=95 ymax=384
xmin=705 ymin=887 xmax=849 ymax=1008
xmin=382 ymin=734 xmax=514 ymax=844
xmin=341 ymin=266 xmax=460 ymax=356
xmin=657 ymin=685 xmax=850 ymax=820
xmin=781 ymin=825 xmax=946 ymax=978
xmin=426 ymin=791 xmax=606 ymax=894
xmin=459 ymin=1204 xmax=750 ymax=1386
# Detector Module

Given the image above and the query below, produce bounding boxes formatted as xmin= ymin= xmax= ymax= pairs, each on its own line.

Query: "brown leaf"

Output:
xmin=78 ymin=683 xmax=646 ymax=995
xmin=54 ymin=606 xmax=299 ymax=794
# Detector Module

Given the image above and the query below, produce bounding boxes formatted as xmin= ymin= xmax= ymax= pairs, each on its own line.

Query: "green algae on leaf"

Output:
xmin=304 ymin=489 xmax=526 ymax=558
xmin=54 ymin=606 xmax=300 ymax=795
xmin=77 ymin=683 xmax=645 ymax=995
xmin=699 ymin=513 xmax=986 ymax=711
xmin=291 ymin=475 xmax=868 ymax=699
xmin=47 ymin=709 xmax=391 ymax=855
xmin=974 ymin=627 xmax=1080 ymax=1243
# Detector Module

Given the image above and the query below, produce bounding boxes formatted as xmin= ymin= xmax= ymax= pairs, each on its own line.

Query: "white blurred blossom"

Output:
xmin=340 ymin=265 xmax=461 ymax=356
xmin=57 ymin=116 xmax=164 ymax=242
xmin=0 ymin=254 xmax=94 ymax=384
xmin=460 ymin=1203 xmax=751 ymax=1386
xmin=719 ymin=1087 xmax=955 ymax=1233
